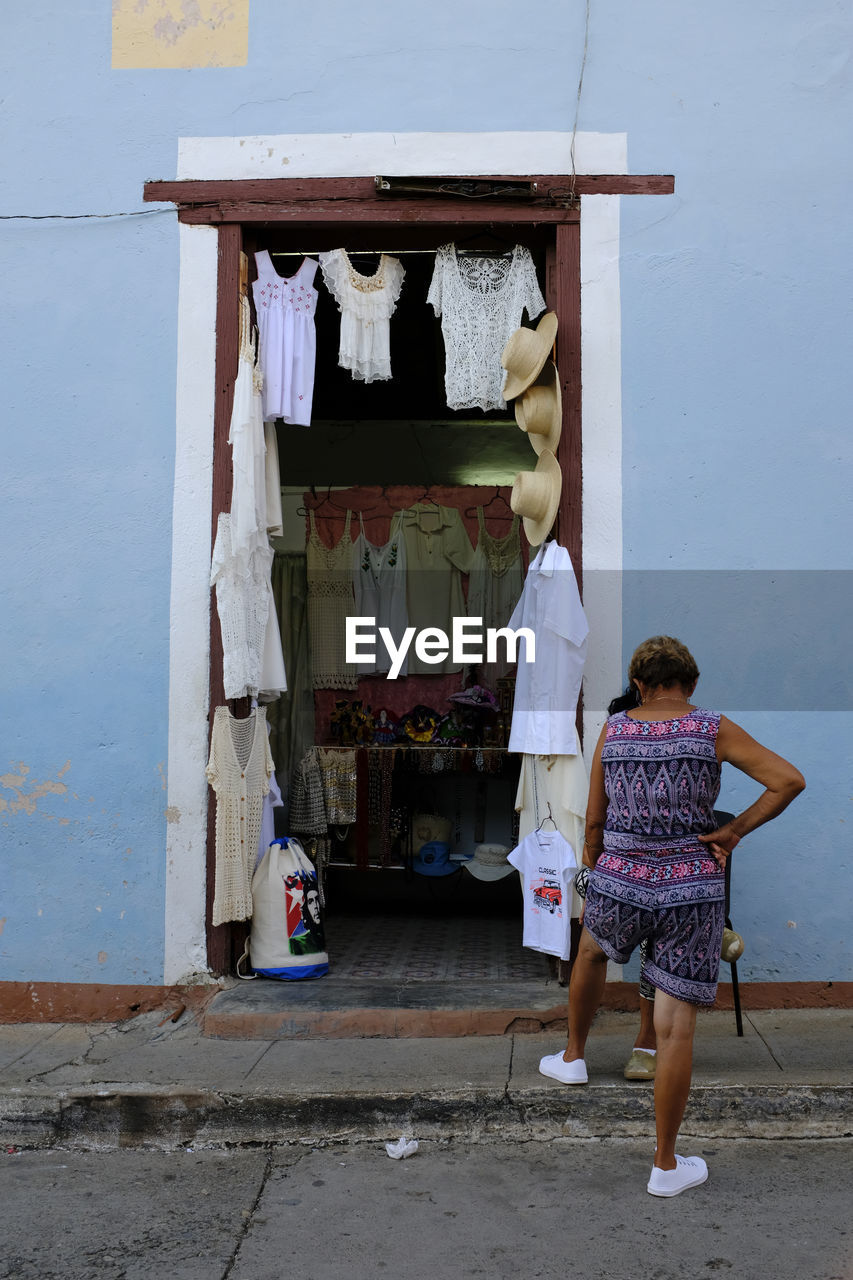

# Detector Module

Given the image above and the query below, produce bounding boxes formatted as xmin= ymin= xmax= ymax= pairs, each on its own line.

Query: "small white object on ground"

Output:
xmin=385 ymin=1136 xmax=419 ymax=1160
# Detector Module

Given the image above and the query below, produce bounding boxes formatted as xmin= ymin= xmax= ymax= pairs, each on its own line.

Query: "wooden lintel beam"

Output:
xmin=144 ymin=173 xmax=674 ymax=207
xmin=177 ymin=202 xmax=582 ymax=225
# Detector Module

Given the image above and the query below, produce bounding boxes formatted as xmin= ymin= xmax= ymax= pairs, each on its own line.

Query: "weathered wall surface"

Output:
xmin=1 ymin=2 xmax=849 ymax=985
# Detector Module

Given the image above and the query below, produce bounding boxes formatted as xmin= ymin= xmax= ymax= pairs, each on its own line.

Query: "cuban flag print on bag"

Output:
xmin=283 ymin=867 xmax=326 ymax=956
xmin=243 ymin=838 xmax=329 ymax=980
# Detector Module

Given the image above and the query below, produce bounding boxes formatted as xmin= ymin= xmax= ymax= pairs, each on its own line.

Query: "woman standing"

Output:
xmin=538 ymin=636 xmax=804 ymax=1196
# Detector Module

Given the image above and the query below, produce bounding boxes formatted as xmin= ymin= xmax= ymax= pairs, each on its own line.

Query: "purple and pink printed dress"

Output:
xmin=584 ymin=709 xmax=726 ymax=1005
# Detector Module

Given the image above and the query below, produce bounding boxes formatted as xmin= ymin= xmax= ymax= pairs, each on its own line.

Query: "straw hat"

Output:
xmin=510 ymin=449 xmax=562 ymax=546
xmin=463 ymin=843 xmax=514 ymax=882
xmin=501 ymin=311 xmax=558 ymax=401
xmin=411 ymin=812 xmax=451 ymax=854
xmin=514 ymin=360 xmax=562 ymax=456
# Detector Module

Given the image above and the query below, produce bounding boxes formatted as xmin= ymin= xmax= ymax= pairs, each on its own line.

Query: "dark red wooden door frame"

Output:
xmin=145 ymin=173 xmax=673 ymax=973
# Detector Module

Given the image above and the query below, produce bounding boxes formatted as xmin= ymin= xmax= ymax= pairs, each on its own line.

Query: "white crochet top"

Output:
xmin=427 ymin=244 xmax=546 ymax=411
xmin=206 ymin=706 xmax=272 ymax=925
xmin=319 ymin=249 xmax=405 ymax=383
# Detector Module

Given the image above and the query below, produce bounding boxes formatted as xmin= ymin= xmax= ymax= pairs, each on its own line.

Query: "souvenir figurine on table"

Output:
xmin=329 ymin=699 xmax=351 ymax=744
xmin=372 ymin=707 xmax=399 ymax=746
xmin=399 ymin=704 xmax=441 ymax=744
xmin=433 ymin=711 xmax=466 ymax=747
xmin=448 ymin=684 xmax=500 ymax=711
xmin=350 ymin=700 xmax=375 ymax=746
xmin=447 ymin=685 xmax=499 ymax=747
xmin=329 ymin=699 xmax=375 ymax=746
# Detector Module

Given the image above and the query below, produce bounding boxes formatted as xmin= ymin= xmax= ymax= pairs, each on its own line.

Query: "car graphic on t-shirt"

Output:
xmin=532 ymin=880 xmax=562 ymax=913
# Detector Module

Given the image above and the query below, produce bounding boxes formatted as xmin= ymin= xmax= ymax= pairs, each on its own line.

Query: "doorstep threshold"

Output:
xmin=203 ymin=976 xmax=568 ymax=1040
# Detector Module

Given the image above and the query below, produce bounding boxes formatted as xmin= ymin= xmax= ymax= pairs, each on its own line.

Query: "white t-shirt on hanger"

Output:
xmin=507 ymin=827 xmax=578 ymax=961
xmin=506 ymin=540 xmax=588 ymax=755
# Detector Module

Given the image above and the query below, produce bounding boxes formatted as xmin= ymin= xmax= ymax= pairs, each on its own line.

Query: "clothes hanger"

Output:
xmin=453 ymin=229 xmax=515 ymax=257
xmin=536 ymin=802 xmax=558 ymax=832
xmin=464 ymin=487 xmax=514 ymax=519
xmin=296 ymin=486 xmax=353 ymax=518
xmin=296 ymin=486 xmax=385 ymax=518
xmin=411 ymin=486 xmax=440 ymax=507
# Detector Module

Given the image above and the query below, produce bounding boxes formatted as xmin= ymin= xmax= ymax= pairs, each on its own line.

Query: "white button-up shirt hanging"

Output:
xmin=507 ymin=541 xmax=588 ymax=755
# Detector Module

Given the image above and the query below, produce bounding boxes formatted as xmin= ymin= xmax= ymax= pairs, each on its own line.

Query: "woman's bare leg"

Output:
xmin=564 ymin=928 xmax=609 ymax=1062
xmin=652 ymin=990 xmax=698 ymax=1168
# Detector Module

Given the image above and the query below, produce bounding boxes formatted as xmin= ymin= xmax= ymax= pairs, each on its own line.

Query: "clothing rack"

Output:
xmin=270 ymin=248 xmax=514 ymax=258
xmin=297 ymin=485 xmax=516 ymax=520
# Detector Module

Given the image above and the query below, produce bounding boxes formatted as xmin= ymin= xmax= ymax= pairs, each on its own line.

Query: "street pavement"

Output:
xmin=1 ymin=1007 xmax=851 ymax=1149
xmin=1 ymin=1137 xmax=851 ymax=1280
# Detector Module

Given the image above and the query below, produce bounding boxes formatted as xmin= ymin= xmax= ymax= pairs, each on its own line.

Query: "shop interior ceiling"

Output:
xmin=246 ymin=223 xmax=551 ymax=486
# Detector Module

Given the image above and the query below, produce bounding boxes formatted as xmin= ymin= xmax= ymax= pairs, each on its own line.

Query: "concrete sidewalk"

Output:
xmin=1 ymin=1007 xmax=851 ymax=1150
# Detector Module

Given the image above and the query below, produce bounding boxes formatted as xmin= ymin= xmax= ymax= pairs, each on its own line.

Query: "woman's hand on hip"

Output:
xmin=698 ymin=823 xmax=741 ymax=868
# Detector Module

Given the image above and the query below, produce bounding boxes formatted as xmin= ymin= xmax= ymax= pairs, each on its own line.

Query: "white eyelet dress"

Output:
xmin=319 ymin=249 xmax=405 ymax=382
xmin=252 ymin=250 xmax=319 ymax=424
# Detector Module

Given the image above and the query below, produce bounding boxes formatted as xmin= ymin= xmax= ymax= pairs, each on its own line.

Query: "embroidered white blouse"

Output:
xmin=319 ymin=249 xmax=405 ymax=383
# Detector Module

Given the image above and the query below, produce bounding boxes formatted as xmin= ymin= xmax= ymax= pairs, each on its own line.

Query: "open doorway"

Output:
xmin=249 ymin=220 xmax=561 ymax=987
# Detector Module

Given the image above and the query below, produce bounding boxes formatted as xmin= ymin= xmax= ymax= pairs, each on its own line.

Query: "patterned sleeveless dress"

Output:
xmin=584 ymin=709 xmax=726 ymax=1005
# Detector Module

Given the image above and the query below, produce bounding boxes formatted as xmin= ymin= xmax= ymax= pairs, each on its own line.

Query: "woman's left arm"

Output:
xmin=699 ymin=716 xmax=806 ymax=866
xmin=582 ymin=723 xmax=609 ymax=870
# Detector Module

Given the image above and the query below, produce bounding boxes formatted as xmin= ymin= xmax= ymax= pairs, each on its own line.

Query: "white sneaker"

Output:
xmin=647 ymin=1154 xmax=709 ymax=1197
xmin=538 ymin=1052 xmax=588 ymax=1085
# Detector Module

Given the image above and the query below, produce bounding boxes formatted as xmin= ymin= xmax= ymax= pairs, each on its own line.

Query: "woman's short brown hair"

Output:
xmin=628 ymin=636 xmax=699 ymax=690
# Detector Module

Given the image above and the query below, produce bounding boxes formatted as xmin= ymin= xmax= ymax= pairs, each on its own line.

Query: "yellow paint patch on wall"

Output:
xmin=0 ymin=762 xmax=71 ymax=816
xmin=112 ymin=0 xmax=249 ymax=70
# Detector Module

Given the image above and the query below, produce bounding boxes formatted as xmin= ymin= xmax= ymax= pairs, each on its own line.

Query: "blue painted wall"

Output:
xmin=1 ymin=1 xmax=848 ymax=983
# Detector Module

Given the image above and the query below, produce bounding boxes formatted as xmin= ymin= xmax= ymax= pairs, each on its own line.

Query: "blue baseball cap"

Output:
xmin=412 ymin=841 xmax=458 ymax=877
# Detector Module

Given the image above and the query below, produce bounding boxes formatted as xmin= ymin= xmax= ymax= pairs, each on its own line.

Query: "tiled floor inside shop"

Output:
xmin=323 ymin=914 xmax=550 ymax=982
xmin=204 ymin=912 xmax=566 ymax=1036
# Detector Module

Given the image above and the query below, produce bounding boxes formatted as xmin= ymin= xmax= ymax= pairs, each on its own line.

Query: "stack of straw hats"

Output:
xmin=501 ymin=312 xmax=562 ymax=546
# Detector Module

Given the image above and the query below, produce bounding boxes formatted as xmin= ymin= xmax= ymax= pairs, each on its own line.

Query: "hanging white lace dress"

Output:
xmin=229 ymin=295 xmax=268 ymax=559
xmin=427 ymin=244 xmax=546 ymax=411
xmin=211 ymin=513 xmax=273 ymax=700
xmin=211 ymin=295 xmax=286 ymax=700
xmin=206 ymin=706 xmax=273 ymax=925
xmin=319 ymin=249 xmax=405 ymax=382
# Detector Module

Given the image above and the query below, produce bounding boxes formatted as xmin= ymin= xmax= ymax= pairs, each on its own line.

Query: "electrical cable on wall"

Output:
xmin=0 ymin=209 xmax=174 ymax=221
xmin=569 ymin=0 xmax=592 ymax=201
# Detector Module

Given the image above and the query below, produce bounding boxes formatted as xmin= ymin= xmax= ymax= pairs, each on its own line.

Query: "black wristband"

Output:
xmin=575 ymin=866 xmax=590 ymax=899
